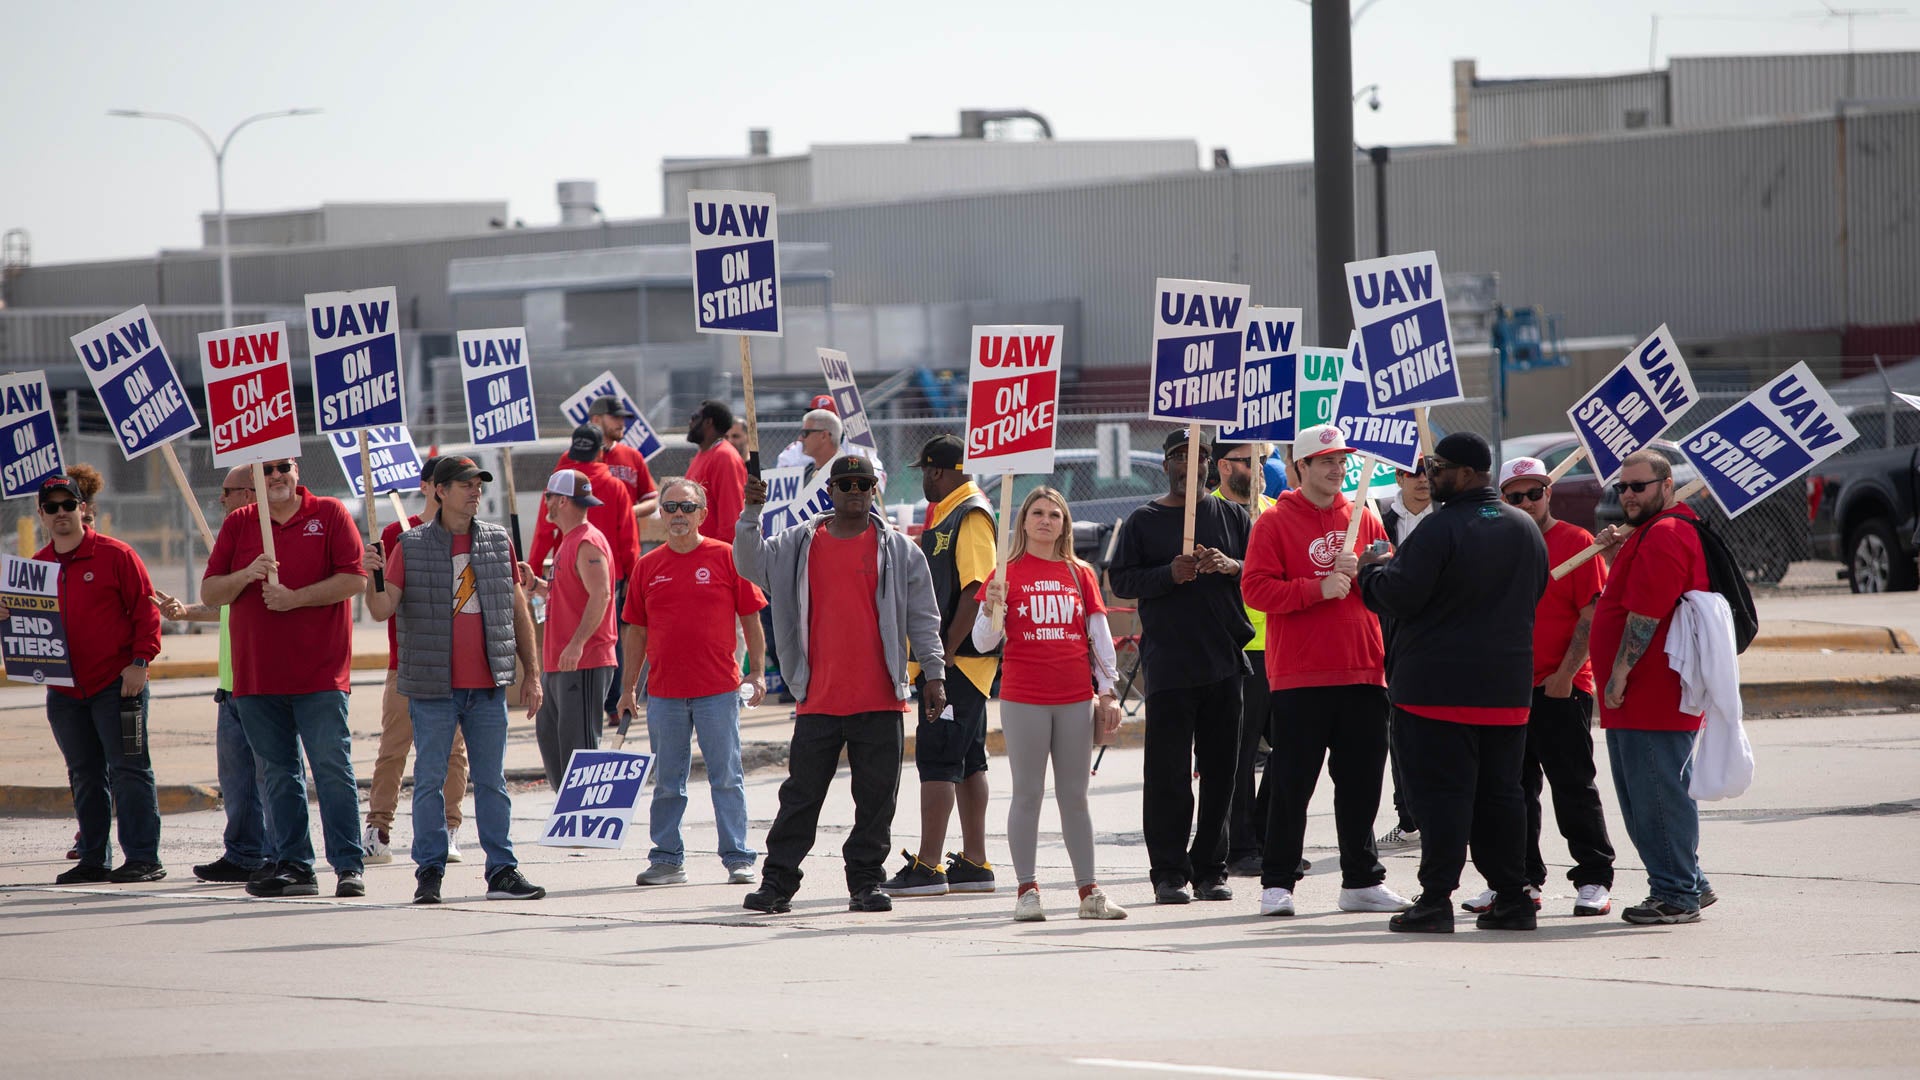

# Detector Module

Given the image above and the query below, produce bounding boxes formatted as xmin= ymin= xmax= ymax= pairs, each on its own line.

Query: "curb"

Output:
xmin=1749 ymin=627 xmax=1917 ymax=654
xmin=1741 ymin=676 xmax=1920 ymax=718
xmin=0 ymin=783 xmax=220 ymax=818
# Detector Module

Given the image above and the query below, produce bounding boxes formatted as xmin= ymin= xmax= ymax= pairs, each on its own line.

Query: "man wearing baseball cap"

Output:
xmin=1357 ymin=432 xmax=1548 ymax=933
xmin=529 ymin=425 xmax=640 ymax=727
xmin=552 ymin=395 xmax=657 ymax=518
xmin=527 ymin=467 xmax=620 ymax=795
xmin=1474 ymin=456 xmax=1617 ymax=918
xmin=777 ymin=393 xmax=888 ymax=490
xmin=1241 ymin=424 xmax=1409 ymax=918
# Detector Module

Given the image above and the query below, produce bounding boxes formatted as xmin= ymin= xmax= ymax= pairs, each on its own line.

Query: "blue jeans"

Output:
xmin=235 ymin=691 xmax=363 ymax=874
xmin=647 ymin=691 xmax=754 ymax=870
xmin=410 ymin=688 xmax=516 ymax=878
xmin=46 ymin=684 xmax=160 ymax=867
xmin=215 ymin=696 xmax=274 ymax=869
xmin=1606 ymin=728 xmax=1709 ymax=910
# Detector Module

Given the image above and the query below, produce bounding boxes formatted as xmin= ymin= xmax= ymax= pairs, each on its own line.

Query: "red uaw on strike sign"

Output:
xmin=965 ymin=325 xmax=1062 ymax=476
xmin=198 ymin=321 xmax=302 ymax=467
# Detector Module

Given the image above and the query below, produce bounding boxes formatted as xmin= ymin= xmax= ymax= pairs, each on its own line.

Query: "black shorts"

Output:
xmin=914 ymin=668 xmax=989 ymax=783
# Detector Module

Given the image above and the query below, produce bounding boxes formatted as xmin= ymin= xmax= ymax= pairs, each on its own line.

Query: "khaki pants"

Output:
xmin=365 ymin=670 xmax=468 ymax=831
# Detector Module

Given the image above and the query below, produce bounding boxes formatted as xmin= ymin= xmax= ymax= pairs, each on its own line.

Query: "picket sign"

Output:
xmin=1342 ymin=455 xmax=1379 ymax=556
xmin=1181 ymin=424 xmax=1206 ymax=553
xmin=253 ymin=462 xmax=279 ymax=587
xmin=1547 ymin=449 xmax=1587 ymax=482
xmin=1567 ymin=325 xmax=1698 ymax=485
xmin=689 ymin=190 xmax=781 ymax=477
xmin=966 ymin=323 xmax=1065 ymax=626
xmin=1549 ymin=479 xmax=1706 ymax=581
xmin=71 ymin=307 xmax=211 ymax=548
xmin=992 ymin=479 xmax=1016 ymax=634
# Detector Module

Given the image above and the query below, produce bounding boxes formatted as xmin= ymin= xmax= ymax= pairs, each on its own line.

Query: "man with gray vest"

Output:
xmin=366 ymin=456 xmax=547 ymax=905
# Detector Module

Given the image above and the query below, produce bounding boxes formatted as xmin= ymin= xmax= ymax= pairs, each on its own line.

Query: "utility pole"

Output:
xmin=1312 ymin=0 xmax=1356 ymax=345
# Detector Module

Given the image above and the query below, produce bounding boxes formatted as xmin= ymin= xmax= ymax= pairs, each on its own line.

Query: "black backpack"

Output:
xmin=1677 ymin=516 xmax=1759 ymax=654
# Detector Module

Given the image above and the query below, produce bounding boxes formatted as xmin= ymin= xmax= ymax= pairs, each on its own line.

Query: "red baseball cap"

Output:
xmin=810 ymin=394 xmax=836 ymax=413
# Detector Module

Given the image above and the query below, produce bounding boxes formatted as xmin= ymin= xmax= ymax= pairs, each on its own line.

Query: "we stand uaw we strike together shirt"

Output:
xmin=978 ymin=553 xmax=1106 ymax=705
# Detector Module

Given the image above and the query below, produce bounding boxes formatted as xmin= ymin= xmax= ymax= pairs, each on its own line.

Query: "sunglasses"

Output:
xmin=221 ymin=486 xmax=251 ymax=496
xmin=833 ymin=477 xmax=876 ymax=493
xmin=660 ymin=500 xmax=703 ymax=514
xmin=1504 ymin=486 xmax=1546 ymax=505
xmin=1612 ymin=478 xmax=1664 ymax=495
xmin=40 ymin=499 xmax=79 ymax=514
xmin=1423 ymin=457 xmax=1458 ymax=472
xmin=801 ymin=428 xmax=828 ymax=437
xmin=1219 ymin=455 xmax=1253 ymax=466
xmin=262 ymin=462 xmax=294 ymax=475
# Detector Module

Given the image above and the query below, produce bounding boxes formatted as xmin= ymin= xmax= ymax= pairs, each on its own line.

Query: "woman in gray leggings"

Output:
xmin=973 ymin=487 xmax=1125 ymax=922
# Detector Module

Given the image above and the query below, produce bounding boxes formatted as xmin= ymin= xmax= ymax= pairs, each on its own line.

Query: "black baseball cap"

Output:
xmin=588 ymin=396 xmax=636 ymax=419
xmin=567 ymin=424 xmax=602 ymax=462
xmin=912 ymin=434 xmax=966 ymax=470
xmin=1163 ymin=428 xmax=1214 ymax=457
xmin=829 ymin=455 xmax=878 ymax=481
xmin=433 ymin=456 xmax=493 ymax=484
xmin=39 ymin=475 xmax=81 ymax=501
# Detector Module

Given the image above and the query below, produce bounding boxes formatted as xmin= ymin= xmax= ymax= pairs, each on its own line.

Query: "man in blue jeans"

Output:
xmin=203 ymin=457 xmax=367 ymax=898
xmin=36 ymin=474 xmax=165 ymax=885
xmin=366 ymin=456 xmax=546 ymax=904
xmin=619 ymin=477 xmax=767 ymax=886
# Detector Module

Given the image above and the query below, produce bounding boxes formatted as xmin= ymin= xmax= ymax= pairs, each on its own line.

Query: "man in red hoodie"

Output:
xmin=1241 ymin=424 xmax=1411 ymax=918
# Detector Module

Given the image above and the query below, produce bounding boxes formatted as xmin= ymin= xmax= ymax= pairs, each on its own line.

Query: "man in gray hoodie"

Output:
xmin=734 ymin=455 xmax=948 ymax=913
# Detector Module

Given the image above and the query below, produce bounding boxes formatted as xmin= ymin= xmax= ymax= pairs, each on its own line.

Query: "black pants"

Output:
xmin=1227 ymin=655 xmax=1271 ymax=861
xmin=762 ymin=711 xmax=904 ymax=897
xmin=1524 ymin=687 xmax=1616 ymax=888
xmin=1142 ymin=675 xmax=1240 ymax=887
xmin=1387 ymin=709 xmax=1419 ymax=833
xmin=1261 ymin=684 xmax=1389 ymax=890
xmin=603 ymin=579 xmax=630 ymax=718
xmin=1394 ymin=707 xmax=1528 ymax=899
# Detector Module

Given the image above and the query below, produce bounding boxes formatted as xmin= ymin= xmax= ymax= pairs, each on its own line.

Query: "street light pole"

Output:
xmin=1312 ymin=0 xmax=1356 ymax=345
xmin=107 ymin=108 xmax=321 ymax=326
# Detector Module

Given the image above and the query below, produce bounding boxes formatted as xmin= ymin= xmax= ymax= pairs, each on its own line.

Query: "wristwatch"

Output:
xmin=133 ymin=658 xmax=149 ymax=668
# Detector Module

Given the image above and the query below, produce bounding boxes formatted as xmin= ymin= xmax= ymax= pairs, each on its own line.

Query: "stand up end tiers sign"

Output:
xmin=308 ymin=287 xmax=405 ymax=432
xmin=70 ymin=305 xmax=199 ymax=461
xmin=689 ymin=190 xmax=780 ymax=337
xmin=457 ymin=327 xmax=538 ymax=445
xmin=1346 ymin=251 xmax=1463 ymax=414
xmin=0 ymin=372 xmax=64 ymax=500
xmin=966 ymin=325 xmax=1063 ymax=475
xmin=199 ymin=322 xmax=301 ymax=468
xmin=1150 ymin=278 xmax=1249 ymax=426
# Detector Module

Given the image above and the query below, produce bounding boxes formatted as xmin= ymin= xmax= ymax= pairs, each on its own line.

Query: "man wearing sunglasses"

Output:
xmin=734 ymin=454 xmax=947 ymax=914
xmin=204 ymin=457 xmax=368 ymax=898
xmin=35 ymin=474 xmax=165 ymax=885
xmin=1357 ymin=432 xmax=1548 ymax=933
xmin=1479 ymin=457 xmax=1617 ymax=919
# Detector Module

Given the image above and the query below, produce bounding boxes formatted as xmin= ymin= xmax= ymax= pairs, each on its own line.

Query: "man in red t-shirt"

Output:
xmin=527 ymin=469 xmax=618 ymax=792
xmin=1490 ymin=457 xmax=1617 ymax=919
xmin=204 ymin=457 xmax=368 ymax=900
xmin=733 ymin=456 xmax=947 ymax=914
xmin=684 ymin=399 xmax=747 ymax=544
xmin=553 ymin=396 xmax=658 ymax=518
xmin=1589 ymin=449 xmax=1714 ymax=925
xmin=618 ymin=477 xmax=767 ymax=887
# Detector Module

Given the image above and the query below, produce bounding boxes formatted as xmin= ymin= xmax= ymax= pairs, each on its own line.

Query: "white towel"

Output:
xmin=1667 ymin=590 xmax=1753 ymax=800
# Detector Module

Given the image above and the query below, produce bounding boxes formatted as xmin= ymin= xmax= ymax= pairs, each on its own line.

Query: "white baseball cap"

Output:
xmin=544 ymin=469 xmax=603 ymax=507
xmin=1292 ymin=423 xmax=1358 ymax=461
xmin=1497 ymin=456 xmax=1551 ymax=489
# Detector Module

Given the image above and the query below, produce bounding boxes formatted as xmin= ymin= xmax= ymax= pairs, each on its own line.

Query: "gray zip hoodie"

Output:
xmin=733 ymin=504 xmax=946 ymax=704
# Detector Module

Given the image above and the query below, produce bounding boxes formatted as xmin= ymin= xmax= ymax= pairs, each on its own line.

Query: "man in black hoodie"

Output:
xmin=1357 ymin=432 xmax=1548 ymax=933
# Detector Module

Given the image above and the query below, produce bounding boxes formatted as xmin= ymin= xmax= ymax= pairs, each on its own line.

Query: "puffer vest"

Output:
xmin=396 ymin=516 xmax=520 ymax=697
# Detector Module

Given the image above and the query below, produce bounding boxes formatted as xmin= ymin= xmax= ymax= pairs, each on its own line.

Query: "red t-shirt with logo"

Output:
xmin=623 ymin=536 xmax=766 ymax=698
xmin=387 ymin=532 xmax=496 ymax=690
xmin=546 ymin=523 xmax=619 ymax=672
xmin=799 ymin=525 xmax=903 ymax=715
xmin=206 ymin=487 xmax=365 ymax=695
xmin=976 ymin=554 xmax=1105 ymax=705
xmin=1591 ymin=505 xmax=1710 ymax=731
xmin=381 ymin=514 xmax=424 ymax=671
xmin=1534 ymin=520 xmax=1608 ymax=694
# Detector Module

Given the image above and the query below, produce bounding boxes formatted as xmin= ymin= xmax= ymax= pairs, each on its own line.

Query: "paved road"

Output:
xmin=2 ymin=712 xmax=1916 ymax=1078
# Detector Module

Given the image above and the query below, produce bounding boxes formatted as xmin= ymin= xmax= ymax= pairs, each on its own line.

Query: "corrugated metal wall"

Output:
xmin=1467 ymin=73 xmax=1669 ymax=147
xmin=1672 ymin=51 xmax=1920 ymax=128
xmin=806 ymin=140 xmax=1199 ymax=204
xmin=660 ymin=157 xmax=812 ymax=214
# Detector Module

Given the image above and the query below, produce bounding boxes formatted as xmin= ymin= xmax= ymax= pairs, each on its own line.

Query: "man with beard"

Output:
xmin=1358 ymin=433 xmax=1547 ymax=934
xmin=685 ymin=399 xmax=748 ymax=543
xmin=554 ymin=396 xmax=658 ymax=518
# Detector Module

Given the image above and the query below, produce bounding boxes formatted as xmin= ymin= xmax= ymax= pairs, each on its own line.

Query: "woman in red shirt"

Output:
xmin=974 ymin=488 xmax=1126 ymax=922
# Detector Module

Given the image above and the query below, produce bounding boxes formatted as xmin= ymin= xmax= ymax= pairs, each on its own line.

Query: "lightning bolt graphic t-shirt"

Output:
xmin=387 ymin=531 xmax=497 ymax=689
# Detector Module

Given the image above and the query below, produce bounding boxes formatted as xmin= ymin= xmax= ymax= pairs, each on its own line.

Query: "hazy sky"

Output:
xmin=7 ymin=0 xmax=1920 ymax=266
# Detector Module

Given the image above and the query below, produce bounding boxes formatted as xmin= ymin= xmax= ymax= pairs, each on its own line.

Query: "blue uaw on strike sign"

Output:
xmin=0 ymin=371 xmax=65 ymax=500
xmin=1333 ymin=335 xmax=1422 ymax=472
xmin=328 ymin=425 xmax=423 ymax=497
xmin=1681 ymin=361 xmax=1856 ymax=519
xmin=1346 ymin=250 xmax=1463 ymax=413
xmin=541 ymin=749 xmax=653 ymax=849
xmin=818 ymin=348 xmax=878 ymax=452
xmin=689 ymin=189 xmax=781 ymax=337
xmin=456 ymin=327 xmax=539 ymax=445
xmin=559 ymin=372 xmax=663 ymax=460
xmin=1567 ymin=324 xmax=1698 ymax=483
xmin=1221 ymin=306 xmax=1303 ymax=442
xmin=70 ymin=305 xmax=200 ymax=461
xmin=308 ymin=286 xmax=406 ymax=431
xmin=1149 ymin=277 xmax=1250 ymax=426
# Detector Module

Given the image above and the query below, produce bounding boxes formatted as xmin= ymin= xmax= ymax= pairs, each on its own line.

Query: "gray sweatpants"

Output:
xmin=536 ymin=667 xmax=615 ymax=791
xmin=1001 ymin=699 xmax=1097 ymax=888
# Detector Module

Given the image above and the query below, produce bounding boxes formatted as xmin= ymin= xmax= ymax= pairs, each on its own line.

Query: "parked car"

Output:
xmin=902 ymin=448 xmax=1172 ymax=569
xmin=1807 ymin=408 xmax=1920 ymax=593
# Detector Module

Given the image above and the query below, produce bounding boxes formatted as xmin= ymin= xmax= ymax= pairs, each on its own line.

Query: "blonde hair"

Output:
xmin=1008 ymin=486 xmax=1084 ymax=571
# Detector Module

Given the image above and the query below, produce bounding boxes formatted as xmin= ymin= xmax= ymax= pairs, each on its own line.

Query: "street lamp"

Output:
xmin=107 ymin=108 xmax=321 ymax=326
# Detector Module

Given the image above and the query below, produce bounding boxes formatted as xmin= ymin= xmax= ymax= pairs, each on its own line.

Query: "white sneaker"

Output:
xmin=1338 ymin=884 xmax=1413 ymax=912
xmin=1376 ymin=826 xmax=1419 ymax=849
xmin=727 ymin=866 xmax=757 ymax=885
xmin=1078 ymin=887 xmax=1127 ymax=921
xmin=362 ymin=824 xmax=393 ymax=865
xmin=1014 ymin=888 xmax=1046 ymax=922
xmin=1574 ymin=883 xmax=1611 ymax=916
xmin=445 ymin=836 xmax=463 ymax=864
xmin=1258 ymin=887 xmax=1295 ymax=916
xmin=636 ymin=862 xmax=688 ymax=886
xmin=1462 ymin=885 xmax=1541 ymax=913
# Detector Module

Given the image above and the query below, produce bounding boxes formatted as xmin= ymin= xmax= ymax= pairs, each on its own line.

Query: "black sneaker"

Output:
xmin=1154 ymin=881 xmax=1193 ymax=905
xmin=486 ymin=867 xmax=546 ymax=901
xmin=1622 ymin=896 xmax=1701 ymax=925
xmin=849 ymin=885 xmax=893 ymax=912
xmin=54 ymin=863 xmax=111 ymax=885
xmin=108 ymin=861 xmax=166 ymax=883
xmin=1389 ymin=893 xmax=1455 ymax=934
xmin=248 ymin=862 xmax=278 ymax=886
xmin=192 ymin=858 xmax=257 ymax=884
xmin=743 ymin=886 xmax=791 ymax=914
xmin=335 ymin=871 xmax=366 ymax=898
xmin=1475 ymin=893 xmax=1539 ymax=931
xmin=1193 ymin=879 xmax=1234 ymax=902
xmin=944 ymin=852 xmax=997 ymax=894
xmin=1226 ymin=855 xmax=1263 ymax=878
xmin=879 ymin=850 xmax=948 ymax=896
xmin=247 ymin=862 xmax=318 ymax=898
xmin=1699 ymin=885 xmax=1718 ymax=908
xmin=414 ymin=867 xmax=444 ymax=905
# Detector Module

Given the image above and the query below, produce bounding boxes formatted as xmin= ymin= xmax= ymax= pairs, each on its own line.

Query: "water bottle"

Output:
xmin=119 ymin=694 xmax=147 ymax=758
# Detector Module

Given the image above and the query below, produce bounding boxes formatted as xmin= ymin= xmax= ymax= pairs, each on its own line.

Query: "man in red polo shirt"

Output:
xmin=685 ymin=399 xmax=747 ymax=543
xmin=552 ymin=396 xmax=657 ymax=518
xmin=203 ymin=456 xmax=368 ymax=900
xmin=1590 ymin=449 xmax=1714 ymax=925
xmin=34 ymin=474 xmax=164 ymax=885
